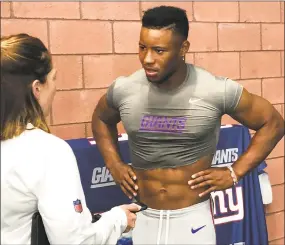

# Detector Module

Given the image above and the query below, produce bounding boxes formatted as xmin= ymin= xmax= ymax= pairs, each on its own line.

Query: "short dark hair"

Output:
xmin=142 ymin=6 xmax=189 ymax=40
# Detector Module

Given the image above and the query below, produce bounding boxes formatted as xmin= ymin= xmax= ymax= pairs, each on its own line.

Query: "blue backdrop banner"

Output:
xmin=66 ymin=125 xmax=268 ymax=245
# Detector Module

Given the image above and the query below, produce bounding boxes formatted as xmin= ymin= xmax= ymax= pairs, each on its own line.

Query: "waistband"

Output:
xmin=141 ymin=199 xmax=210 ymax=219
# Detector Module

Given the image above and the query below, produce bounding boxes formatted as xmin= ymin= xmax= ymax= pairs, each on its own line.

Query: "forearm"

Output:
xmin=232 ymin=116 xmax=284 ymax=180
xmin=92 ymin=113 xmax=122 ymax=167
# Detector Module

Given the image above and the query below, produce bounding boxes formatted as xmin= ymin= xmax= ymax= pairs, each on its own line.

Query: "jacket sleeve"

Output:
xmin=35 ymin=139 xmax=127 ymax=244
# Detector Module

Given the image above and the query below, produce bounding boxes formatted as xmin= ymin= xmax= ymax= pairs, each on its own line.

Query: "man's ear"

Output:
xmin=180 ymin=40 xmax=190 ymax=58
xmin=31 ymin=80 xmax=41 ymax=99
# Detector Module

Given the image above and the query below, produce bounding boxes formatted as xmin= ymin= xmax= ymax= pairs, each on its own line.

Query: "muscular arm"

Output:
xmin=91 ymin=94 xmax=122 ymax=167
xmin=189 ymin=87 xmax=284 ymax=196
xmin=92 ymin=94 xmax=137 ymax=197
xmin=230 ymin=88 xmax=284 ymax=179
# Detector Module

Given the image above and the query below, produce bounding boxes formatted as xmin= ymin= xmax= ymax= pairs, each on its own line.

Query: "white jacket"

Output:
xmin=1 ymin=124 xmax=127 ymax=244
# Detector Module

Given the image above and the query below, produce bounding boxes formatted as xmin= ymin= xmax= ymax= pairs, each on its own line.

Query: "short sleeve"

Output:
xmin=106 ymin=76 xmax=128 ymax=110
xmin=224 ymin=78 xmax=243 ymax=114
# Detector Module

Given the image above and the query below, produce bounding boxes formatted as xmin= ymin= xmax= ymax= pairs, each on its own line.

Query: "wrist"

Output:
xmin=231 ymin=165 xmax=243 ymax=182
xmin=227 ymin=165 xmax=238 ymax=185
xmin=105 ymin=159 xmax=123 ymax=169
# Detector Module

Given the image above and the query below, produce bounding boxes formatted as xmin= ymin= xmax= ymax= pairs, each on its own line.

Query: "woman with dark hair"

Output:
xmin=1 ymin=33 xmax=140 ymax=245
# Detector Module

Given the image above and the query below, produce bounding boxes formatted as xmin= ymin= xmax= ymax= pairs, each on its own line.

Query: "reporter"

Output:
xmin=0 ymin=33 xmax=140 ymax=245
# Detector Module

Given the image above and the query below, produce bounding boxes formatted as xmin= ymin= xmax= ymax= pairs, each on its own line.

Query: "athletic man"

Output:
xmin=92 ymin=6 xmax=284 ymax=244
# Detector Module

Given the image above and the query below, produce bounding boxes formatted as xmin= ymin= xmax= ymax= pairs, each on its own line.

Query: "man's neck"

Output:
xmin=156 ymin=62 xmax=188 ymax=91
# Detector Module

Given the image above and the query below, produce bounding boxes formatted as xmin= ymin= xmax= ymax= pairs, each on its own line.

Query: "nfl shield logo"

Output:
xmin=73 ymin=199 xmax=83 ymax=213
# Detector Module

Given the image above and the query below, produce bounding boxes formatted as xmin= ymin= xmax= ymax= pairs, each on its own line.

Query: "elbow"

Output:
xmin=277 ymin=120 xmax=285 ymax=139
xmin=261 ymin=110 xmax=285 ymax=142
xmin=273 ymin=114 xmax=285 ymax=140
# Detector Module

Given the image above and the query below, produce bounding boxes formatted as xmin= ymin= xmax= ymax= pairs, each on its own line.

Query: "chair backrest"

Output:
xmin=31 ymin=212 xmax=50 ymax=245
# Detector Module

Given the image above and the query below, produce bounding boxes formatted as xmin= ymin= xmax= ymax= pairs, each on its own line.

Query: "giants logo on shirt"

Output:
xmin=90 ymin=167 xmax=116 ymax=188
xmin=139 ymin=115 xmax=187 ymax=133
xmin=211 ymin=147 xmax=244 ymax=224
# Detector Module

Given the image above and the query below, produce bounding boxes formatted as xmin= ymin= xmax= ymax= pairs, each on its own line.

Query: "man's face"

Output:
xmin=139 ymin=27 xmax=184 ymax=84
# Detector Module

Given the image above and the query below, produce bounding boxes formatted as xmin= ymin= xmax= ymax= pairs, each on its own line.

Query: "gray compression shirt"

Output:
xmin=106 ymin=64 xmax=243 ymax=170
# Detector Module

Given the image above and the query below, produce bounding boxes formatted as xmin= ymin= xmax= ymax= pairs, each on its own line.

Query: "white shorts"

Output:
xmin=132 ymin=199 xmax=216 ymax=245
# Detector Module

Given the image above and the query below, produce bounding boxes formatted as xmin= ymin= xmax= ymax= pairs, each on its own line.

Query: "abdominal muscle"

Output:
xmin=133 ymin=154 xmax=214 ymax=210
